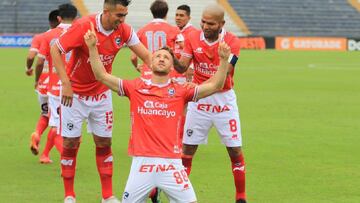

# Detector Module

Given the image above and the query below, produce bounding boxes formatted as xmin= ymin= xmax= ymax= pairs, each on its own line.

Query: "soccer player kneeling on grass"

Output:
xmin=84 ymin=21 xmax=232 ymax=203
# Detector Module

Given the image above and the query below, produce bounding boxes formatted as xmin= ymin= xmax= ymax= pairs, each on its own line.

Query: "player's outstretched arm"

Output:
xmin=196 ymin=42 xmax=231 ymax=99
xmin=85 ymin=23 xmax=120 ymax=93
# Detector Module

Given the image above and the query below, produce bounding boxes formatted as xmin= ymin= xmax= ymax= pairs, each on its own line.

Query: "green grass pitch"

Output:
xmin=0 ymin=48 xmax=359 ymax=202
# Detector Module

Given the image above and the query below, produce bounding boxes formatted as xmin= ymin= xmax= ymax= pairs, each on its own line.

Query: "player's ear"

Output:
xmin=57 ymin=16 xmax=62 ymax=23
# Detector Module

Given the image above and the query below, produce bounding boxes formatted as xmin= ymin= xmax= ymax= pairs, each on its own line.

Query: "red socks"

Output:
xmin=61 ymin=147 xmax=78 ymax=198
xmin=35 ymin=115 xmax=49 ymax=138
xmin=230 ymin=154 xmax=246 ymax=201
xmin=182 ymin=155 xmax=193 ymax=175
xmin=96 ymin=147 xmax=113 ymax=199
xmin=41 ymin=127 xmax=56 ymax=157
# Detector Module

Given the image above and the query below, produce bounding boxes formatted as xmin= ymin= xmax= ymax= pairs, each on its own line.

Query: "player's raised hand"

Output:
xmin=218 ymin=42 xmax=231 ymax=60
xmin=84 ymin=22 xmax=97 ymax=48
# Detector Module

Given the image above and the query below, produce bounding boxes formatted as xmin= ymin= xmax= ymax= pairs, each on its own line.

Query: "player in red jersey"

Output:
xmin=131 ymin=0 xmax=180 ymax=80
xmin=36 ymin=4 xmax=77 ymax=164
xmin=177 ymin=5 xmax=247 ymax=203
xmin=173 ymin=4 xmax=198 ymax=83
xmin=84 ymin=21 xmax=232 ymax=202
xmin=27 ymin=9 xmax=60 ymax=156
xmin=51 ymin=1 xmax=151 ymax=202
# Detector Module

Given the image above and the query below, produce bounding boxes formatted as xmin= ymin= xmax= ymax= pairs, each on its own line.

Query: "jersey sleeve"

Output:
xmin=184 ymin=86 xmax=199 ymax=103
xmin=123 ymin=24 xmax=140 ymax=47
xmin=37 ymin=37 xmax=49 ymax=59
xmin=182 ymin=33 xmax=193 ymax=58
xmin=56 ymin=22 xmax=86 ymax=53
xmin=30 ymin=34 xmax=41 ymax=52
xmin=230 ymin=35 xmax=241 ymax=56
xmin=118 ymin=79 xmax=135 ymax=98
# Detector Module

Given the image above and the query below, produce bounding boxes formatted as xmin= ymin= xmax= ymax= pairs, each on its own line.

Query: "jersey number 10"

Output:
xmin=145 ymin=31 xmax=167 ymax=53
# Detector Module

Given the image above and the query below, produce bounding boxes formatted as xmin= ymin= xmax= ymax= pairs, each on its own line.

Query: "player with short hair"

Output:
xmin=131 ymin=0 xmax=181 ymax=80
xmin=173 ymin=4 xmax=197 ymax=83
xmin=177 ymin=4 xmax=247 ymax=203
xmin=28 ymin=9 xmax=60 ymax=156
xmin=84 ymin=22 xmax=232 ymax=203
xmin=35 ymin=3 xmax=78 ymax=164
xmin=51 ymin=0 xmax=151 ymax=202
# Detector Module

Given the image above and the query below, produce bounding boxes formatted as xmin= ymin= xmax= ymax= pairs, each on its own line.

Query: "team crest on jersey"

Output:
xmin=115 ymin=36 xmax=122 ymax=47
xmin=168 ymin=88 xmax=175 ymax=96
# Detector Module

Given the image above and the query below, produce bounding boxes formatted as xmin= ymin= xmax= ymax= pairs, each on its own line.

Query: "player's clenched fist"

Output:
xmin=84 ymin=22 xmax=97 ymax=48
xmin=218 ymin=42 xmax=231 ymax=60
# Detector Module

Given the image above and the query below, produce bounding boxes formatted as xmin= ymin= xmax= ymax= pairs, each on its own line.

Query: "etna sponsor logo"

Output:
xmin=197 ymin=104 xmax=230 ymax=113
xmin=138 ymin=100 xmax=176 ymax=118
xmin=139 ymin=164 xmax=176 ymax=172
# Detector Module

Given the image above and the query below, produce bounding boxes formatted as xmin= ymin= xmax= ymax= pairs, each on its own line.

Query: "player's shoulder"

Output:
xmin=224 ymin=30 xmax=239 ymax=41
xmin=188 ymin=29 xmax=201 ymax=38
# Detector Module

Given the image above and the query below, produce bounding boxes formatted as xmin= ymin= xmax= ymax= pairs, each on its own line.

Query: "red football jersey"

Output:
xmin=56 ymin=13 xmax=139 ymax=96
xmin=118 ymin=78 xmax=199 ymax=159
xmin=174 ymin=23 xmax=197 ymax=59
xmin=30 ymin=33 xmax=44 ymax=53
xmin=137 ymin=19 xmax=180 ymax=53
xmin=32 ymin=32 xmax=49 ymax=95
xmin=39 ymin=24 xmax=72 ymax=96
xmin=182 ymin=29 xmax=240 ymax=91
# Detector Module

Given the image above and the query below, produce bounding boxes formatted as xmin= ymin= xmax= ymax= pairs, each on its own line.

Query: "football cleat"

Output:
xmin=64 ymin=196 xmax=76 ymax=203
xmin=150 ymin=188 xmax=161 ymax=203
xmin=30 ymin=132 xmax=40 ymax=155
xmin=39 ymin=154 xmax=53 ymax=164
xmin=236 ymin=199 xmax=246 ymax=203
xmin=101 ymin=196 xmax=121 ymax=203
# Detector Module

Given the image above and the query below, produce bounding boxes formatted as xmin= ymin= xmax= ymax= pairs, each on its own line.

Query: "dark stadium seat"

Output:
xmin=0 ymin=0 xmax=71 ymax=33
xmin=228 ymin=0 xmax=360 ymax=37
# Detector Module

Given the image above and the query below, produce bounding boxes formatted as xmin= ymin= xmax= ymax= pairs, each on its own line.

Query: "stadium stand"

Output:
xmin=0 ymin=0 xmax=71 ymax=33
xmin=228 ymin=0 xmax=360 ymax=37
xmin=81 ymin=0 xmax=246 ymax=36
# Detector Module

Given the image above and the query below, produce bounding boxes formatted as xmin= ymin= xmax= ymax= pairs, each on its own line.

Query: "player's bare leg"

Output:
xmin=93 ymin=134 xmax=120 ymax=203
xmin=181 ymin=144 xmax=199 ymax=175
xmin=227 ymin=147 xmax=246 ymax=203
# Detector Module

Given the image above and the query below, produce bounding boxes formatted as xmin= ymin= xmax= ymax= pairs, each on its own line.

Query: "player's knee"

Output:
xmin=182 ymin=144 xmax=198 ymax=156
xmin=227 ymin=146 xmax=243 ymax=157
xmin=63 ymin=137 xmax=80 ymax=148
xmin=93 ymin=135 xmax=112 ymax=147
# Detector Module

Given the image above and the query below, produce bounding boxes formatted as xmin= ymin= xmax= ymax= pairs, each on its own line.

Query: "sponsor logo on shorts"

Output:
xmin=197 ymin=104 xmax=230 ymax=113
xmin=139 ymin=164 xmax=176 ymax=173
xmin=186 ymin=129 xmax=193 ymax=137
xmin=67 ymin=122 xmax=74 ymax=131
xmin=123 ymin=192 xmax=129 ymax=200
